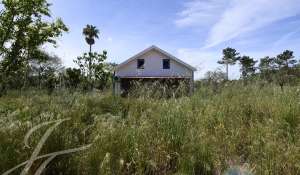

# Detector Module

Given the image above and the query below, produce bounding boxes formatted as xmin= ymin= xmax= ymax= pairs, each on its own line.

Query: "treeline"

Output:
xmin=0 ymin=0 xmax=115 ymax=95
xmin=1 ymin=0 xmax=299 ymax=96
xmin=202 ymin=48 xmax=300 ymax=91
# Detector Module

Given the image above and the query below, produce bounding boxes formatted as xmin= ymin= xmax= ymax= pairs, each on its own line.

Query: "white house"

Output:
xmin=114 ymin=45 xmax=197 ymax=95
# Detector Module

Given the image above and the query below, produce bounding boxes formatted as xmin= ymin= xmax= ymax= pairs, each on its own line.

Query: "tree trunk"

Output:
xmin=89 ymin=45 xmax=92 ymax=79
xmin=22 ymin=66 xmax=28 ymax=90
xmin=38 ymin=66 xmax=42 ymax=89
xmin=89 ymin=44 xmax=92 ymax=90
xmin=226 ymin=63 xmax=229 ymax=80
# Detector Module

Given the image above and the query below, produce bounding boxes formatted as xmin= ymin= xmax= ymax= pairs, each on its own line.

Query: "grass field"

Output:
xmin=0 ymin=83 xmax=299 ymax=175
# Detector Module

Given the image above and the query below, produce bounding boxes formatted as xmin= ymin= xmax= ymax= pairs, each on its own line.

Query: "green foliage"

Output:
xmin=68 ymin=24 xmax=113 ymax=91
xmin=28 ymin=51 xmax=63 ymax=88
xmin=216 ymin=47 xmax=300 ymax=87
xmin=83 ymin=24 xmax=99 ymax=50
xmin=256 ymin=50 xmax=300 ymax=89
xmin=65 ymin=68 xmax=81 ymax=89
xmin=218 ymin=47 xmax=240 ymax=80
xmin=0 ymin=84 xmax=299 ymax=174
xmin=202 ymin=68 xmax=227 ymax=93
xmin=219 ymin=48 xmax=240 ymax=65
xmin=239 ymin=56 xmax=257 ymax=78
xmin=276 ymin=50 xmax=297 ymax=68
xmin=204 ymin=68 xmax=227 ymax=83
xmin=259 ymin=56 xmax=276 ymax=82
xmin=0 ymin=0 xmax=68 ymax=89
xmin=74 ymin=51 xmax=111 ymax=90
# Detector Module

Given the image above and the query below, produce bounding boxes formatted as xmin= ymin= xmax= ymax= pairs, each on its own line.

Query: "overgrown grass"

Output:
xmin=0 ymin=83 xmax=299 ymax=175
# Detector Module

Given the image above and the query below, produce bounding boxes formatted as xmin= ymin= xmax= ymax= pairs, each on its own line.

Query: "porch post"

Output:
xmin=113 ymin=72 xmax=121 ymax=96
xmin=113 ymin=81 xmax=121 ymax=95
xmin=189 ymin=73 xmax=194 ymax=96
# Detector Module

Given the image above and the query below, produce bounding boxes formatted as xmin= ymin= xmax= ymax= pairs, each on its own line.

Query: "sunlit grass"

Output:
xmin=0 ymin=83 xmax=299 ymax=174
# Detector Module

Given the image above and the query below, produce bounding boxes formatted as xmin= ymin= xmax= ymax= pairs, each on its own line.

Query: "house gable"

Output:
xmin=115 ymin=46 xmax=196 ymax=78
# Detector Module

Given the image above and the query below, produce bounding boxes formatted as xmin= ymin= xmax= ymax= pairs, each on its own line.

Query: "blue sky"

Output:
xmin=46 ymin=0 xmax=300 ymax=79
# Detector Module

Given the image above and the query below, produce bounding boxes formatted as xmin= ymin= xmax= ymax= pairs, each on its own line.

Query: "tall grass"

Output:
xmin=0 ymin=83 xmax=299 ymax=174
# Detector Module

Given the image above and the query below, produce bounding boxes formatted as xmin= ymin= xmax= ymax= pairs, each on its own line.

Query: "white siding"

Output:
xmin=116 ymin=50 xmax=193 ymax=78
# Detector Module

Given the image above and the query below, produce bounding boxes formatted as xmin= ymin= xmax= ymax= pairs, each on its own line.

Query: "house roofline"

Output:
xmin=116 ymin=45 xmax=197 ymax=71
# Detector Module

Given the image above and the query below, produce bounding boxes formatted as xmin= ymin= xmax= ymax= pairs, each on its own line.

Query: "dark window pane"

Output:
xmin=137 ymin=59 xmax=144 ymax=69
xmin=163 ymin=59 xmax=170 ymax=69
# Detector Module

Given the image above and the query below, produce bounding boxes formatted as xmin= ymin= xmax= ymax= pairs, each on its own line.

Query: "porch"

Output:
xmin=113 ymin=76 xmax=194 ymax=96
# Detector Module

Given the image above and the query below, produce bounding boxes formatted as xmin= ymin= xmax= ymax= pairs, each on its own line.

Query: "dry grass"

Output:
xmin=0 ymin=83 xmax=299 ymax=174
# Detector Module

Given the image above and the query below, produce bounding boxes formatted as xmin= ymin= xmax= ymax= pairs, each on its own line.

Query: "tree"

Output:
xmin=256 ymin=51 xmax=300 ymax=89
xmin=42 ymin=66 xmax=57 ymax=94
xmin=273 ymin=50 xmax=298 ymax=90
xmin=83 ymin=25 xmax=99 ymax=81
xmin=218 ymin=47 xmax=240 ymax=80
xmin=29 ymin=50 xmax=63 ymax=88
xmin=65 ymin=68 xmax=81 ymax=89
xmin=204 ymin=68 xmax=227 ymax=84
xmin=259 ymin=56 xmax=276 ymax=82
xmin=74 ymin=51 xmax=109 ymax=89
xmin=276 ymin=50 xmax=297 ymax=69
xmin=203 ymin=68 xmax=226 ymax=93
xmin=259 ymin=56 xmax=275 ymax=71
xmin=239 ymin=56 xmax=257 ymax=79
xmin=0 ymin=0 xmax=68 ymax=89
xmin=83 ymin=25 xmax=99 ymax=53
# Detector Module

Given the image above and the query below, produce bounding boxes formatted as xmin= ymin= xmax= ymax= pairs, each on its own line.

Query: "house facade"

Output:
xmin=114 ymin=45 xmax=196 ymax=95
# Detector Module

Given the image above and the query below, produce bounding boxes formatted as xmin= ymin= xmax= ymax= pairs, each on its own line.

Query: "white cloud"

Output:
xmin=273 ymin=27 xmax=300 ymax=48
xmin=206 ymin=0 xmax=300 ymax=48
xmin=175 ymin=0 xmax=228 ymax=27
xmin=176 ymin=0 xmax=300 ymax=48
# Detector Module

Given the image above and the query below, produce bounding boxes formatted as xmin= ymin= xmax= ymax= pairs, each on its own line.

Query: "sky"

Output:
xmin=46 ymin=0 xmax=300 ymax=79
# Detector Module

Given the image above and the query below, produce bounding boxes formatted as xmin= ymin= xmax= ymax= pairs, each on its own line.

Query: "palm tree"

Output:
xmin=83 ymin=24 xmax=99 ymax=53
xmin=82 ymin=25 xmax=99 ymax=84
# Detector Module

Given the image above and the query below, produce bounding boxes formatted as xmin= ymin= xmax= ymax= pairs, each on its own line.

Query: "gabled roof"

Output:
xmin=116 ymin=45 xmax=197 ymax=71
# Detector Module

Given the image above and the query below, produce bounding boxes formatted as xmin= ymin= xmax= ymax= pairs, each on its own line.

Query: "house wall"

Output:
xmin=116 ymin=50 xmax=193 ymax=78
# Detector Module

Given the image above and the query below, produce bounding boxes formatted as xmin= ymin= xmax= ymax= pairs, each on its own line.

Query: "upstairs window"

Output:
xmin=137 ymin=59 xmax=145 ymax=69
xmin=163 ymin=59 xmax=170 ymax=69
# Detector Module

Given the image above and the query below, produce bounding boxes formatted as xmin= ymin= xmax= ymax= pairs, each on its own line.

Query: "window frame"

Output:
xmin=137 ymin=59 xmax=145 ymax=69
xmin=162 ymin=59 xmax=170 ymax=69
